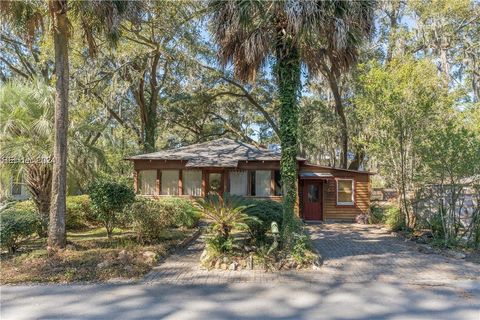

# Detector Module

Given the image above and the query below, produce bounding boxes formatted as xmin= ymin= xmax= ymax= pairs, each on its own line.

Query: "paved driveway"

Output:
xmin=1 ymin=223 xmax=479 ymax=320
xmin=310 ymin=223 xmax=479 ymax=284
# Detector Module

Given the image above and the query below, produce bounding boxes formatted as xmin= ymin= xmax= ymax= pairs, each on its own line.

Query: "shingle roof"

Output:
xmin=126 ymin=138 xmax=302 ymax=168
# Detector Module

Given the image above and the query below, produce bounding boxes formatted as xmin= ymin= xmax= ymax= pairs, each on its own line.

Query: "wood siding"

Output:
xmin=131 ymin=159 xmax=371 ymax=221
xmin=300 ymin=164 xmax=371 ymax=221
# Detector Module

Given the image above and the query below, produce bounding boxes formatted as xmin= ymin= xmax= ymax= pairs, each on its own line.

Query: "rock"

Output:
xmin=200 ymin=249 xmax=210 ymax=263
xmin=313 ymin=255 xmax=323 ymax=267
xmin=97 ymin=260 xmax=112 ymax=269
xmin=418 ymin=245 xmax=435 ymax=254
xmin=221 ymin=263 xmax=228 ymax=270
xmin=239 ymin=259 xmax=247 ymax=268
xmin=246 ymin=255 xmax=253 ymax=270
xmin=444 ymin=249 xmax=466 ymax=260
xmin=416 ymin=236 xmax=427 ymax=244
xmin=214 ymin=260 xmax=221 ymax=269
xmin=118 ymin=250 xmax=129 ymax=262
xmin=222 ymin=256 xmax=229 ymax=264
xmin=142 ymin=251 xmax=157 ymax=264
xmin=229 ymin=262 xmax=238 ymax=271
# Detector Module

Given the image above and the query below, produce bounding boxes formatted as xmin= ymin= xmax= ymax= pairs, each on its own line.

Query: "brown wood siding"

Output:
xmin=300 ymin=164 xmax=371 ymax=221
xmin=130 ymin=160 xmax=371 ymax=221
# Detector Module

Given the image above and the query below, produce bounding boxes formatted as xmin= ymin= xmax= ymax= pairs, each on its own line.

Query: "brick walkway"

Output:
xmin=143 ymin=223 xmax=479 ymax=285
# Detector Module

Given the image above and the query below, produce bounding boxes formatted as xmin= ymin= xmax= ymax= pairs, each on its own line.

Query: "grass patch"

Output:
xmin=0 ymin=227 xmax=196 ymax=284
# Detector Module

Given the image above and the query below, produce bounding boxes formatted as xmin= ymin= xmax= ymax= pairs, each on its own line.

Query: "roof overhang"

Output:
xmin=299 ymin=172 xmax=334 ymax=180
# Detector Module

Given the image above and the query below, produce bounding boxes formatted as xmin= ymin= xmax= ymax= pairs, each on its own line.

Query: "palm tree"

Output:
xmin=0 ymin=80 xmax=54 ymax=236
xmin=1 ymin=0 xmax=141 ymax=248
xmin=209 ymin=0 xmax=375 ymax=244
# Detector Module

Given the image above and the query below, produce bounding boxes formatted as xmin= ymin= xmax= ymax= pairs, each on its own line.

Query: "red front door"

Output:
xmin=303 ymin=181 xmax=323 ymax=221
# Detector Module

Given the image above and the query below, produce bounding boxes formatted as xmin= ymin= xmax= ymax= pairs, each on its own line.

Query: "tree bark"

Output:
xmin=326 ymin=70 xmax=348 ymax=169
xmin=25 ymin=164 xmax=52 ymax=237
xmin=48 ymin=0 xmax=69 ymax=249
xmin=276 ymin=36 xmax=301 ymax=247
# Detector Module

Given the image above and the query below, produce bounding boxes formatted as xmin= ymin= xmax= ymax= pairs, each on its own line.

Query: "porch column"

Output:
xmin=201 ymin=170 xmax=206 ymax=197
xmin=178 ymin=169 xmax=183 ymax=195
xmin=156 ymin=169 xmax=161 ymax=195
xmin=270 ymin=170 xmax=275 ymax=196
xmin=133 ymin=170 xmax=138 ymax=194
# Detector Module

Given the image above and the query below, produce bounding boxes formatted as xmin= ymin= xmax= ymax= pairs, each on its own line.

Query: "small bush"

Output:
xmin=205 ymin=234 xmax=234 ymax=254
xmin=369 ymin=204 xmax=385 ymax=224
xmin=66 ymin=195 xmax=95 ymax=230
xmin=0 ymin=209 xmax=40 ymax=253
xmin=12 ymin=200 xmax=46 ymax=235
xmin=159 ymin=198 xmax=199 ymax=229
xmin=384 ymin=205 xmax=405 ymax=231
xmin=130 ymin=197 xmax=199 ymax=243
xmin=12 ymin=200 xmax=37 ymax=212
xmin=231 ymin=196 xmax=283 ymax=243
xmin=88 ymin=179 xmax=135 ymax=238
xmin=291 ymin=232 xmax=316 ymax=265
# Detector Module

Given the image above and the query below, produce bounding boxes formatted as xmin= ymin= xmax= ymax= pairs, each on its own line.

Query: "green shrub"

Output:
xmin=384 ymin=205 xmax=405 ymax=231
xmin=130 ymin=197 xmax=199 ymax=243
xmin=159 ymin=197 xmax=199 ymax=228
xmin=205 ymin=233 xmax=234 ymax=254
xmin=0 ymin=209 xmax=40 ymax=253
xmin=231 ymin=196 xmax=283 ymax=243
xmin=12 ymin=200 xmax=46 ymax=236
xmin=195 ymin=195 xmax=257 ymax=238
xmin=369 ymin=204 xmax=385 ymax=224
xmin=130 ymin=198 xmax=172 ymax=243
xmin=65 ymin=195 xmax=95 ymax=230
xmin=12 ymin=200 xmax=36 ymax=212
xmin=87 ymin=179 xmax=135 ymax=238
xmin=291 ymin=232 xmax=315 ymax=264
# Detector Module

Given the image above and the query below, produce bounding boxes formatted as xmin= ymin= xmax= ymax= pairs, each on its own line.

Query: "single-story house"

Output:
xmin=126 ymin=138 xmax=373 ymax=221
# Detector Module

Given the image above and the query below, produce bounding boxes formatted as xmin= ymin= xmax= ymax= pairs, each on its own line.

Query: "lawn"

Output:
xmin=0 ymin=227 xmax=197 ymax=284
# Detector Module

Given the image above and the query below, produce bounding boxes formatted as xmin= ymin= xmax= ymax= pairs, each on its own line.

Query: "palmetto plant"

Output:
xmin=0 ymin=80 xmax=54 ymax=236
xmin=209 ymin=0 xmax=375 ymax=245
xmin=0 ymin=0 xmax=142 ymax=248
xmin=195 ymin=194 xmax=258 ymax=239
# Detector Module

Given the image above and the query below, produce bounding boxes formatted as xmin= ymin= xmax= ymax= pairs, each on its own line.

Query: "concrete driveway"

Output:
xmin=1 ymin=223 xmax=479 ymax=320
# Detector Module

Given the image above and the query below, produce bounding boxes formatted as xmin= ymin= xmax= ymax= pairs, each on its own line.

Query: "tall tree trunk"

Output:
xmin=25 ymin=164 xmax=52 ymax=237
xmin=348 ymin=150 xmax=365 ymax=171
xmin=326 ymin=70 xmax=348 ymax=169
xmin=48 ymin=0 xmax=69 ymax=249
xmin=276 ymin=40 xmax=301 ymax=247
xmin=143 ymin=107 xmax=157 ymax=153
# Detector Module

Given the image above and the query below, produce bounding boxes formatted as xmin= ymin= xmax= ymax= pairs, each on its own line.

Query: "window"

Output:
xmin=161 ymin=170 xmax=179 ymax=195
xmin=183 ymin=170 xmax=202 ymax=196
xmin=337 ymin=179 xmax=354 ymax=205
xmin=308 ymin=184 xmax=319 ymax=202
xmin=208 ymin=173 xmax=222 ymax=194
xmin=229 ymin=170 xmax=247 ymax=196
xmin=250 ymin=170 xmax=271 ymax=197
xmin=274 ymin=170 xmax=282 ymax=196
xmin=139 ymin=170 xmax=157 ymax=195
xmin=11 ymin=182 xmax=22 ymax=195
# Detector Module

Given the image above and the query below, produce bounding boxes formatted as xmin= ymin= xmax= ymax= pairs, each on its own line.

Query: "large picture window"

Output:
xmin=139 ymin=170 xmax=157 ymax=195
xmin=337 ymin=179 xmax=354 ymax=205
xmin=161 ymin=170 xmax=179 ymax=195
xmin=250 ymin=170 xmax=271 ymax=197
xmin=229 ymin=170 xmax=247 ymax=196
xmin=183 ymin=170 xmax=202 ymax=196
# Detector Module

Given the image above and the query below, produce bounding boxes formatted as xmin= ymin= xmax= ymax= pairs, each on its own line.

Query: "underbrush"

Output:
xmin=197 ymin=195 xmax=321 ymax=271
xmin=0 ymin=227 xmax=195 ymax=284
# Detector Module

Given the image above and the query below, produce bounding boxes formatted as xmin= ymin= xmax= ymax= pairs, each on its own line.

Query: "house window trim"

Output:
xmin=336 ymin=178 xmax=356 ymax=207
